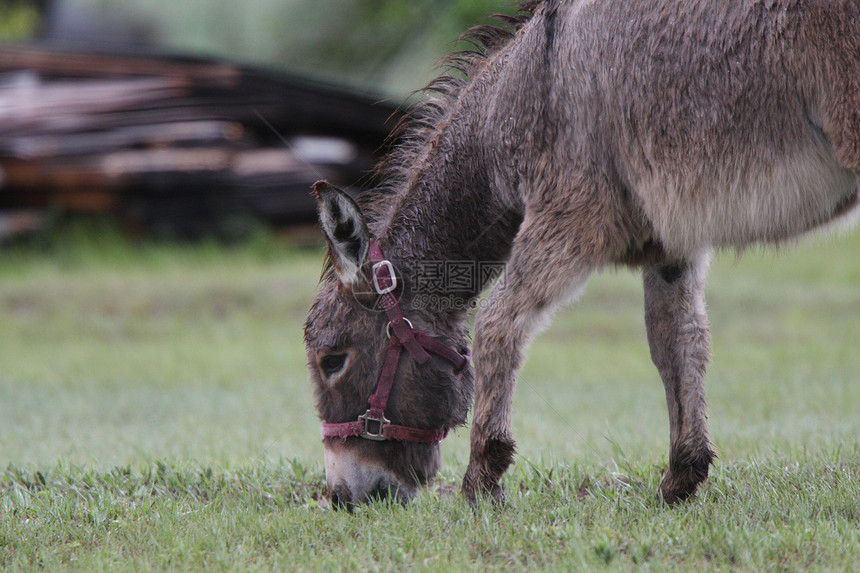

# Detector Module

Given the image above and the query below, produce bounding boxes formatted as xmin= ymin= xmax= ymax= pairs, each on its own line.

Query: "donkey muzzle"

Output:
xmin=324 ymin=443 xmax=417 ymax=509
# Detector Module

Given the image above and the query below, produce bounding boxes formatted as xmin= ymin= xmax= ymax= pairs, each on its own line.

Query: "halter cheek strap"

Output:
xmin=320 ymin=241 xmax=470 ymax=444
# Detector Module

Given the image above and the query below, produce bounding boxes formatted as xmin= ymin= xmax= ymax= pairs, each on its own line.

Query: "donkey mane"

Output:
xmin=320 ymin=1 xmax=543 ymax=280
xmin=360 ymin=1 xmax=544 ymax=227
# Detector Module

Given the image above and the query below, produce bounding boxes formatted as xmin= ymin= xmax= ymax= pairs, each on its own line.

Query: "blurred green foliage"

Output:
xmin=74 ymin=0 xmax=519 ymax=94
xmin=0 ymin=1 xmax=41 ymax=40
xmin=278 ymin=0 xmax=516 ymax=89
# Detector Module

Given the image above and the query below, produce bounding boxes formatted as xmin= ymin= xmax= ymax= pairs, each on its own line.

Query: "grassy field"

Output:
xmin=1 ymin=222 xmax=858 ymax=571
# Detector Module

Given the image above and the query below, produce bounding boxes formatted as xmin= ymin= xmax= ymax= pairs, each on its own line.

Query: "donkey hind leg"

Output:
xmin=643 ymin=253 xmax=715 ymax=504
xmin=462 ymin=216 xmax=596 ymax=503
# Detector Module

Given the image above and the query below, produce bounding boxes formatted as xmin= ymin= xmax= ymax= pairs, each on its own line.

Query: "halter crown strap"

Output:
xmin=320 ymin=241 xmax=470 ymax=444
xmin=369 ymin=242 xmax=432 ymax=363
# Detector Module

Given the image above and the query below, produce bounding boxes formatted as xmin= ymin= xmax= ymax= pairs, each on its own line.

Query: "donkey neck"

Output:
xmin=371 ymin=100 xmax=523 ymax=305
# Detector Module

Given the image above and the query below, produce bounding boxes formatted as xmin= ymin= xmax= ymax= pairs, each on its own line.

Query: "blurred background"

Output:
xmin=0 ymin=0 xmax=516 ymax=241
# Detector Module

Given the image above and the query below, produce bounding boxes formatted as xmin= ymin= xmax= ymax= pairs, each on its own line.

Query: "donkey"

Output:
xmin=304 ymin=0 xmax=860 ymax=507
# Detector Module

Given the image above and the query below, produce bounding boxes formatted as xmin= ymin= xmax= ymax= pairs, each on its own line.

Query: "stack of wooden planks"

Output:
xmin=0 ymin=45 xmax=400 ymax=240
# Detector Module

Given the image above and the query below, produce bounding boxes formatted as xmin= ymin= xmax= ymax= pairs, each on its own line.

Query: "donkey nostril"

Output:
xmin=370 ymin=484 xmax=391 ymax=503
xmin=330 ymin=484 xmax=353 ymax=512
xmin=367 ymin=481 xmax=409 ymax=506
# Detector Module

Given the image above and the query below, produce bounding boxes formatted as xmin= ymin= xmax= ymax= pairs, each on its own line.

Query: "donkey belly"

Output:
xmin=637 ymin=149 xmax=860 ymax=256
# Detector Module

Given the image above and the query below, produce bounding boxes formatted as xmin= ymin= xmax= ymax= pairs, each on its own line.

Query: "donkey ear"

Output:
xmin=313 ymin=181 xmax=370 ymax=285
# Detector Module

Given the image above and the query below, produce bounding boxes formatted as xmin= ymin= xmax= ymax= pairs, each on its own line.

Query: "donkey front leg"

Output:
xmin=462 ymin=217 xmax=595 ymax=503
xmin=643 ymin=253 xmax=715 ymax=504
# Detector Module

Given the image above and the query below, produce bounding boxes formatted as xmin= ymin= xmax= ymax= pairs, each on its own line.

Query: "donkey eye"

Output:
xmin=320 ymin=353 xmax=347 ymax=378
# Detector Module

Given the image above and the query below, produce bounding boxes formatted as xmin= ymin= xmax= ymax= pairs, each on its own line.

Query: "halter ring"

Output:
xmin=386 ymin=318 xmax=413 ymax=339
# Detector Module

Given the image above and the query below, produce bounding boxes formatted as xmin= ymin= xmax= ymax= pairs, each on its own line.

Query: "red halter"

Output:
xmin=321 ymin=242 xmax=470 ymax=444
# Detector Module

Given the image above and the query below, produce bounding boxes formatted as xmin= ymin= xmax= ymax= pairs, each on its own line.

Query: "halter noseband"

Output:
xmin=320 ymin=241 xmax=470 ymax=444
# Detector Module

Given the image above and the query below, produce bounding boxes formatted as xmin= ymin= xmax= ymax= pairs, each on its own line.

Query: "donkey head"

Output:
xmin=304 ymin=182 xmax=473 ymax=509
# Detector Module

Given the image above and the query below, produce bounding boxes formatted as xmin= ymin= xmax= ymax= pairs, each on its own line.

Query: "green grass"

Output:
xmin=1 ymin=223 xmax=859 ymax=570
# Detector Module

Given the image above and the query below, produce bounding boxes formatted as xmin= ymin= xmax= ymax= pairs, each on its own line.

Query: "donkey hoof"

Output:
xmin=461 ymin=472 xmax=505 ymax=506
xmin=659 ymin=447 xmax=714 ymax=505
xmin=461 ymin=483 xmax=506 ymax=506
xmin=658 ymin=475 xmax=701 ymax=505
xmin=462 ymin=436 xmax=516 ymax=504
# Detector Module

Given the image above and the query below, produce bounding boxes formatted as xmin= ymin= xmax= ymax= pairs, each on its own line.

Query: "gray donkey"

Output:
xmin=304 ymin=0 xmax=859 ymax=507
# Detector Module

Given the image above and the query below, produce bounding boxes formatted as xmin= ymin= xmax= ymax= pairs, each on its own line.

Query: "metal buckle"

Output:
xmin=372 ymin=260 xmax=397 ymax=295
xmin=386 ymin=317 xmax=413 ymax=339
xmin=358 ymin=410 xmax=390 ymax=441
